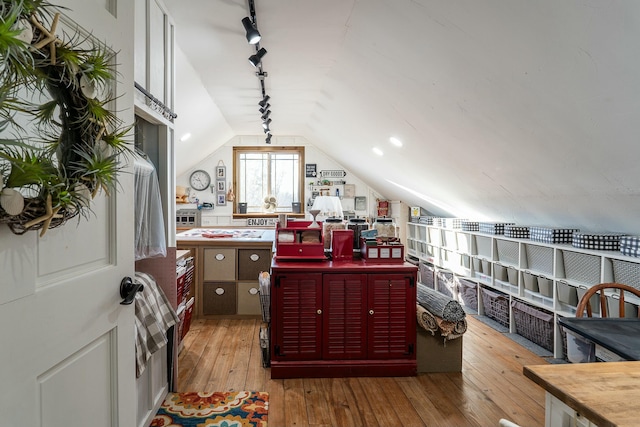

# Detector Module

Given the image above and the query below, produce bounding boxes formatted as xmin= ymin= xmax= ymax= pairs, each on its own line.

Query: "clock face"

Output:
xmin=189 ymin=170 xmax=211 ymax=191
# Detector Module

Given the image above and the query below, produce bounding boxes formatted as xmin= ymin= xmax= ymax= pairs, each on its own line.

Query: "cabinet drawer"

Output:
xmin=237 ymin=281 xmax=261 ymax=315
xmin=203 ymin=282 xmax=237 ymax=315
xmin=237 ymin=249 xmax=272 ymax=280
xmin=203 ymin=248 xmax=236 ymax=281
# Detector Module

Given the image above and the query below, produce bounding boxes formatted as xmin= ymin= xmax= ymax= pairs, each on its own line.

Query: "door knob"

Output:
xmin=120 ymin=277 xmax=143 ymax=305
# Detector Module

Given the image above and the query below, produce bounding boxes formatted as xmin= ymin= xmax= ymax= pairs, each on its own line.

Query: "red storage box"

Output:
xmin=275 ymin=221 xmax=325 ymax=260
xmin=360 ymin=238 xmax=404 ymax=263
xmin=182 ymin=297 xmax=195 ymax=339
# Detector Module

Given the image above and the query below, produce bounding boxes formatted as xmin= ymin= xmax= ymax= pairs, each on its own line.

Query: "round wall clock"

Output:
xmin=189 ymin=169 xmax=211 ymax=191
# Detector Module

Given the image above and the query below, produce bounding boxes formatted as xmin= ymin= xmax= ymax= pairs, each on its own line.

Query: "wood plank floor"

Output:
xmin=177 ymin=315 xmax=548 ymax=427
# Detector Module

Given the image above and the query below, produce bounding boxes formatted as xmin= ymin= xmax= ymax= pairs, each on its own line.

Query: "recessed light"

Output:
xmin=389 ymin=137 xmax=403 ymax=147
xmin=180 ymin=133 xmax=192 ymax=142
xmin=372 ymin=147 xmax=384 ymax=156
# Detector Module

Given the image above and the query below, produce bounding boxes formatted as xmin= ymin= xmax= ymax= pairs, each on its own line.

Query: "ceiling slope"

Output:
xmin=166 ymin=0 xmax=640 ymax=232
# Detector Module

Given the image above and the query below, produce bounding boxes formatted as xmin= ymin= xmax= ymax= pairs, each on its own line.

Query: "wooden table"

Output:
xmin=524 ymin=361 xmax=640 ymax=427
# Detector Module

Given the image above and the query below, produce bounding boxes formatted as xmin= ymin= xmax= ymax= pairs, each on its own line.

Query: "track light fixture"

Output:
xmin=258 ymin=95 xmax=270 ymax=108
xmin=241 ymin=17 xmax=261 ymax=44
xmin=248 ymin=47 xmax=267 ymax=67
xmin=245 ymin=0 xmax=273 ymax=143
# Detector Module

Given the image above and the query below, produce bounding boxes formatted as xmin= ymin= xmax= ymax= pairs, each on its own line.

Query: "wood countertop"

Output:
xmin=524 ymin=361 xmax=640 ymax=427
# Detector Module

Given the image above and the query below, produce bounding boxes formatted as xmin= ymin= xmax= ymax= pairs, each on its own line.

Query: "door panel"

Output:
xmin=273 ymin=273 xmax=322 ymax=360
xmin=39 ymin=331 xmax=115 ymax=427
xmin=368 ymin=274 xmax=416 ymax=359
xmin=0 ymin=1 xmax=136 ymax=426
xmin=322 ymin=274 xmax=367 ymax=360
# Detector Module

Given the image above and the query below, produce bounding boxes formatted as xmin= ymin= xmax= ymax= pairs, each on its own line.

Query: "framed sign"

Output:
xmin=305 ymin=163 xmax=317 ymax=177
xmin=344 ymin=184 xmax=355 ymax=198
xmin=216 ymin=165 xmax=226 ymax=179
xmin=355 ymin=196 xmax=367 ymax=211
xmin=217 ymin=193 xmax=226 ymax=206
xmin=320 ymin=169 xmax=346 ymax=178
xmin=217 ymin=180 xmax=226 ymax=192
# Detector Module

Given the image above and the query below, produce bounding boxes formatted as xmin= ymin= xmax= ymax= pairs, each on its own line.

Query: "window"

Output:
xmin=233 ymin=146 xmax=304 ymax=214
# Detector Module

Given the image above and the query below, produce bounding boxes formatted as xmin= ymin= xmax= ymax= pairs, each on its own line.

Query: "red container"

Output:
xmin=331 ymin=229 xmax=354 ymax=260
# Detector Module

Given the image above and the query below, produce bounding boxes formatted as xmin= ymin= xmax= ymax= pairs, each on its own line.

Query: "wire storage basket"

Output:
xmin=480 ymin=286 xmax=510 ymax=327
xmin=258 ymin=271 xmax=271 ymax=323
xmin=511 ymin=299 xmax=554 ymax=352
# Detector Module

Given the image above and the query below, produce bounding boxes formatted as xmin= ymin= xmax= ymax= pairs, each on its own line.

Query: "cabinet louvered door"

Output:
xmin=322 ymin=274 xmax=368 ymax=360
xmin=367 ymin=274 xmax=416 ymax=359
xmin=273 ymin=273 xmax=323 ymax=360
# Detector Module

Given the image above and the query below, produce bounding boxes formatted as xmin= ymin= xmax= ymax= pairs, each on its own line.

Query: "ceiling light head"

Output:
xmin=372 ymin=147 xmax=384 ymax=156
xmin=259 ymin=104 xmax=270 ymax=114
xmin=258 ymin=95 xmax=270 ymax=108
xmin=265 ymin=134 xmax=272 ymax=144
xmin=263 ymin=127 xmax=271 ymax=134
xmin=262 ymin=118 xmax=272 ymax=129
xmin=389 ymin=136 xmax=403 ymax=147
xmin=261 ymin=109 xmax=271 ymax=120
xmin=248 ymin=47 xmax=267 ymax=67
xmin=241 ymin=17 xmax=261 ymax=44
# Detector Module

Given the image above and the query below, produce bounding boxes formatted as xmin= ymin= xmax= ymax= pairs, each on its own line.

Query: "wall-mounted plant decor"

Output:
xmin=0 ymin=0 xmax=131 ymax=236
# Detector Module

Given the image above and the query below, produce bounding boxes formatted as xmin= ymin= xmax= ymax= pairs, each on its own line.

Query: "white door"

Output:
xmin=0 ymin=1 xmax=137 ymax=426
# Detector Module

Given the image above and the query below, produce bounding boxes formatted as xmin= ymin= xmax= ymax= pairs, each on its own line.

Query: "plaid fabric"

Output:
xmin=572 ymin=232 xmax=626 ymax=251
xmin=529 ymin=227 xmax=579 ymax=244
xmin=620 ymin=236 xmax=640 ymax=257
xmin=443 ymin=218 xmax=467 ymax=229
xmin=418 ymin=216 xmax=434 ymax=225
xmin=134 ymin=272 xmax=180 ymax=378
xmin=504 ymin=225 xmax=530 ymax=239
xmin=461 ymin=221 xmax=479 ymax=231
xmin=478 ymin=222 xmax=515 ymax=235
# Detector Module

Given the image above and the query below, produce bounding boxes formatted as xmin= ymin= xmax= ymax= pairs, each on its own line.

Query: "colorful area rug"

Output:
xmin=150 ymin=391 xmax=268 ymax=427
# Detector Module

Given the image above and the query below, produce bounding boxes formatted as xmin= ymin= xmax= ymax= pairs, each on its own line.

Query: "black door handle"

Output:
xmin=120 ymin=277 xmax=143 ymax=305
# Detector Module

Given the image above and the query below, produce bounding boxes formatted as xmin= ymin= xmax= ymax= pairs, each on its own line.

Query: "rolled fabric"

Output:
xmin=416 ymin=304 xmax=439 ymax=335
xmin=417 ymin=283 xmax=466 ymax=322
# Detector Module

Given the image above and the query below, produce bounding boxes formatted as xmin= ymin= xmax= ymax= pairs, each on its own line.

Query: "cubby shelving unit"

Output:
xmin=407 ymin=222 xmax=640 ymax=359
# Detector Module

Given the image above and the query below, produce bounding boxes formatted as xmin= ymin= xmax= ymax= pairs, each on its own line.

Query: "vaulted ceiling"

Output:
xmin=164 ymin=0 xmax=640 ymax=233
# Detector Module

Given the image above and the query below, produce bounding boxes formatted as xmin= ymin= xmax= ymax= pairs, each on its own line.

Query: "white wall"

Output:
xmin=175 ymin=135 xmax=385 ymax=226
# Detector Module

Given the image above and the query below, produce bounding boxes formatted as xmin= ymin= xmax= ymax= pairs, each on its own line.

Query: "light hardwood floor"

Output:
xmin=177 ymin=315 xmax=548 ymax=427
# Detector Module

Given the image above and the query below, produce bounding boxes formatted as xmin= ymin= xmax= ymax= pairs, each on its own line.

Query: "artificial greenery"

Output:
xmin=0 ymin=0 xmax=130 ymax=236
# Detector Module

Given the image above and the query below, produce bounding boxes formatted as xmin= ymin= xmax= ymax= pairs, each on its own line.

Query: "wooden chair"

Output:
xmin=575 ymin=282 xmax=640 ymax=318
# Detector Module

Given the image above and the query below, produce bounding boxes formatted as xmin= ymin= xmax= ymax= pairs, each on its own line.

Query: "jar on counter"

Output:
xmin=374 ymin=217 xmax=396 ymax=238
xmin=323 ymin=217 xmax=345 ymax=250
xmin=347 ymin=218 xmax=369 ymax=250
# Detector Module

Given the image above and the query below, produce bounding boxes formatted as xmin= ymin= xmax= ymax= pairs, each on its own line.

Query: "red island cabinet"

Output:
xmin=270 ymin=260 xmax=417 ymax=378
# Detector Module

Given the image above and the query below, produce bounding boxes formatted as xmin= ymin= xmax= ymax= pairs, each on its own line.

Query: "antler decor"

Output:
xmin=0 ymin=0 xmax=131 ymax=236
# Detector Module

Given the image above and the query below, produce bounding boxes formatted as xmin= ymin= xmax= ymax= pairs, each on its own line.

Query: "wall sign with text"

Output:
xmin=320 ymin=170 xmax=346 ymax=178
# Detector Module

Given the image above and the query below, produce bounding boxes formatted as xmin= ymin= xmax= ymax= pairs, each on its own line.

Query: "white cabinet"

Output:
xmin=406 ymin=222 xmax=640 ymax=359
xmin=546 ymin=393 xmax=598 ymax=427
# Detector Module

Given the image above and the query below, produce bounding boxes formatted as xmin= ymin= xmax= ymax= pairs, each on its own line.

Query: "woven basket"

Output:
xmin=480 ymin=286 xmax=509 ymax=327
xmin=512 ymin=299 xmax=554 ymax=352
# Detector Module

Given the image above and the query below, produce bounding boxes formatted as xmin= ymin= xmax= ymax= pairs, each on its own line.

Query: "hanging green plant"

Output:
xmin=0 ymin=0 xmax=131 ymax=236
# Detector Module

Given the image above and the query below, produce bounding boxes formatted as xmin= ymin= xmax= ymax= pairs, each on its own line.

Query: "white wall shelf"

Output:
xmin=407 ymin=222 xmax=640 ymax=359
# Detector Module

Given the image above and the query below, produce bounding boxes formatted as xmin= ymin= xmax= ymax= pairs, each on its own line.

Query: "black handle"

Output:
xmin=120 ymin=277 xmax=143 ymax=305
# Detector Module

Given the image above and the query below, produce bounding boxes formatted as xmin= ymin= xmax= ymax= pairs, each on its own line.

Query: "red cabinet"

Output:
xmin=271 ymin=260 xmax=417 ymax=378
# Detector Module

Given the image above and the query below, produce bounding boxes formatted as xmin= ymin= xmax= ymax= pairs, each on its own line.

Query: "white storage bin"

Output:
xmin=537 ymin=276 xmax=553 ymax=297
xmin=522 ymin=271 xmax=539 ymax=292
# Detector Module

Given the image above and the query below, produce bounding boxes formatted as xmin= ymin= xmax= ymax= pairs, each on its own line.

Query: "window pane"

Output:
xmin=271 ymin=153 xmax=298 ymax=210
xmin=239 ymin=153 xmax=268 ymax=211
xmin=235 ymin=147 xmax=303 ymax=214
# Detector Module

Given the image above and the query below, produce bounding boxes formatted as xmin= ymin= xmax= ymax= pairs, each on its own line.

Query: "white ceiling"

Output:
xmin=164 ymin=0 xmax=640 ymax=233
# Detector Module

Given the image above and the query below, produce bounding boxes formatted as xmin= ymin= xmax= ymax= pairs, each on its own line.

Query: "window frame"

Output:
xmin=232 ymin=145 xmax=305 ymax=216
